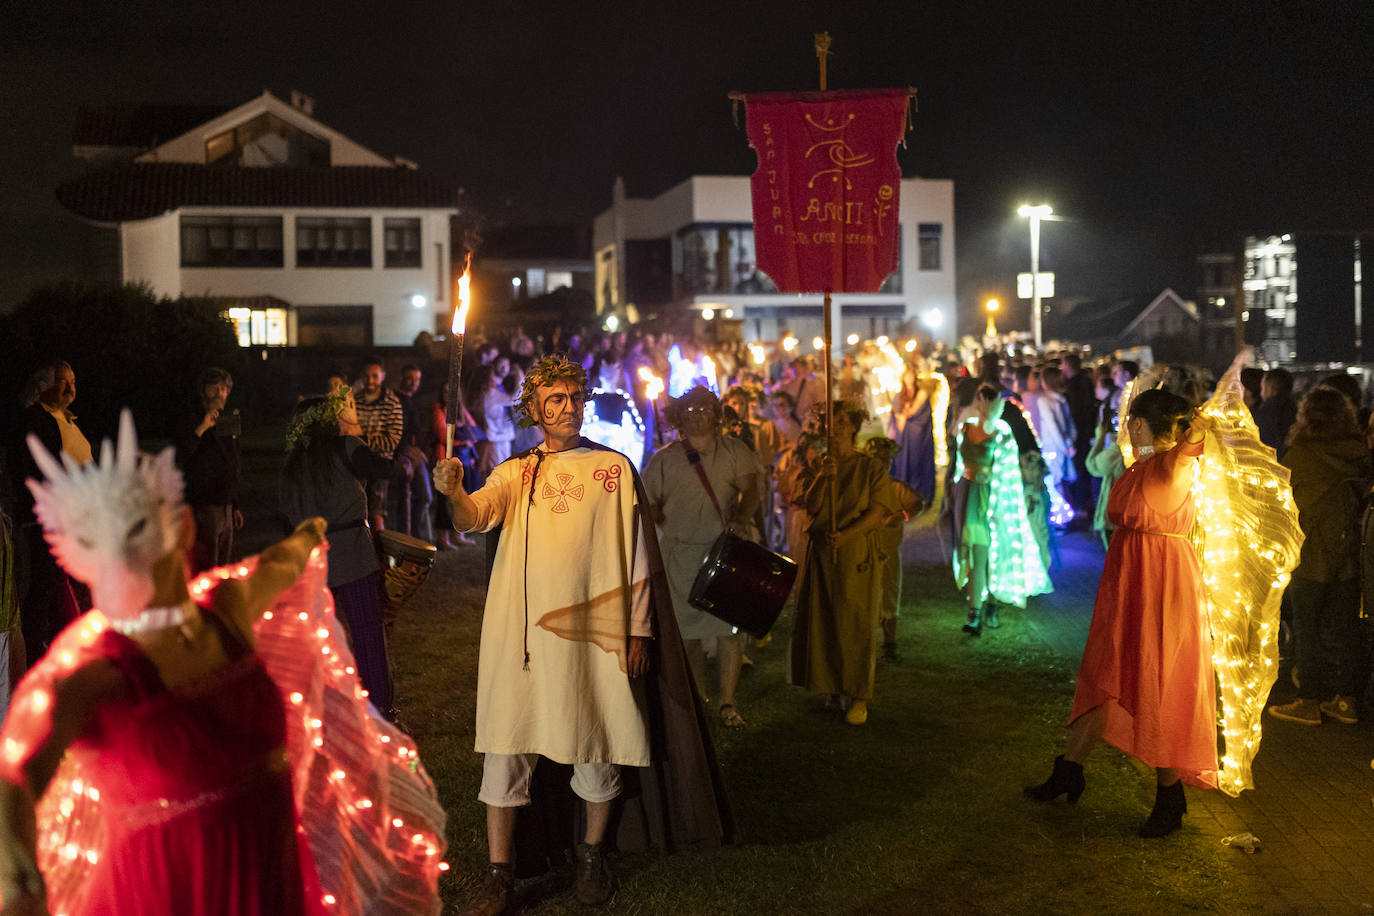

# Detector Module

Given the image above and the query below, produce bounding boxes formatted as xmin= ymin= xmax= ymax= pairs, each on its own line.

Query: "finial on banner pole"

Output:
xmin=814 ymin=32 xmax=831 ymax=92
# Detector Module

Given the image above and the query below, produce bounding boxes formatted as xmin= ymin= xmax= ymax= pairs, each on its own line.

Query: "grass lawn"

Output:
xmin=228 ymin=421 xmax=1264 ymax=913
xmin=389 ymin=539 xmax=1265 ymax=915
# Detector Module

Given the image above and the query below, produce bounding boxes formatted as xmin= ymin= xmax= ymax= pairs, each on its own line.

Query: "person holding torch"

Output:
xmin=433 ymin=355 xmax=730 ymax=913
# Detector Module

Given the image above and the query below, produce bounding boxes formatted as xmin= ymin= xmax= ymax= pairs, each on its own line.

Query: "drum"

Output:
xmin=688 ymin=530 xmax=798 ymax=638
xmin=378 ymin=530 xmax=437 ymax=609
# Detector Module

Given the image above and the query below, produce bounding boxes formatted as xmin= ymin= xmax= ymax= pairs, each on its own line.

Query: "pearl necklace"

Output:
xmin=1136 ymin=445 xmax=1156 ymax=458
xmin=110 ymin=604 xmax=187 ymax=635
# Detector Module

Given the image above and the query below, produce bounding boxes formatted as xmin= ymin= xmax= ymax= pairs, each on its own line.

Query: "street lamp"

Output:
xmin=1018 ymin=204 xmax=1053 ymax=349
xmin=985 ymin=298 xmax=1000 ymax=339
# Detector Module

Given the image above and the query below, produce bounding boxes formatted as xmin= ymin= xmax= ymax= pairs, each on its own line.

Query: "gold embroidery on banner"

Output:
xmin=803 ymin=113 xmax=875 ymax=190
xmin=873 ymin=184 xmax=894 ymax=237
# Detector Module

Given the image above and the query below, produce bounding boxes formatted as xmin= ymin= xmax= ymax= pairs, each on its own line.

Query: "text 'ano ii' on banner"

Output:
xmin=743 ymin=89 xmax=911 ymax=295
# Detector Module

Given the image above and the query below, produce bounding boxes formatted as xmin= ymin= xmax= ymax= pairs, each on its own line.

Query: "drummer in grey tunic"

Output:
xmin=643 ymin=386 xmax=762 ymax=727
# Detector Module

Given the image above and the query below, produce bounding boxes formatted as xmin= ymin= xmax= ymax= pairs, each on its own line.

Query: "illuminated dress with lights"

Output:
xmin=1072 ymin=361 xmax=1302 ymax=795
xmin=0 ymin=413 xmax=445 ymax=914
xmin=950 ymin=400 xmax=1052 ymax=610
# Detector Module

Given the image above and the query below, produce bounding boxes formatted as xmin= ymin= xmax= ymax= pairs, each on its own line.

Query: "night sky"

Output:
xmin=3 ymin=1 xmax=1371 ymax=331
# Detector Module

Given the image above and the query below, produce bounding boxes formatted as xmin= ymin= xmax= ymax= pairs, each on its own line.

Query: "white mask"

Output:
xmin=27 ymin=410 xmax=183 ymax=621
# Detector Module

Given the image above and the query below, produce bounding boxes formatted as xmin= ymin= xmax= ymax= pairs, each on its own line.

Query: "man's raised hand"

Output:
xmin=433 ymin=458 xmax=465 ymax=497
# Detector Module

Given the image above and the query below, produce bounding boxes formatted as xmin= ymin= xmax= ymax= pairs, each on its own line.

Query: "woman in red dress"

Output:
xmin=0 ymin=411 xmax=445 ymax=915
xmin=1025 ymin=389 xmax=1215 ymax=838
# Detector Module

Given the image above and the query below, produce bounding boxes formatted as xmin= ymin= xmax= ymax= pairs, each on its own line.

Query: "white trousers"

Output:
xmin=478 ymin=753 xmax=622 ymax=808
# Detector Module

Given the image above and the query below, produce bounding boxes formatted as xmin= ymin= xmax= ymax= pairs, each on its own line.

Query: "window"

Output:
xmin=918 ymin=223 xmax=942 ymax=271
xmin=546 ymin=270 xmax=573 ymax=291
xmin=296 ymin=217 xmax=372 ymax=268
xmin=225 ymin=306 xmax=288 ymax=346
xmin=527 ymin=267 xmax=547 ymax=296
xmin=205 ymin=113 xmax=329 ymax=168
xmin=384 ymin=218 xmax=421 ymax=268
xmin=181 ymin=216 xmax=283 ymax=267
xmin=673 ymin=223 xmax=778 ymax=295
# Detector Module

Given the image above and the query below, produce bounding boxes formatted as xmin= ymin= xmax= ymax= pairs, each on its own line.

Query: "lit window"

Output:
xmin=223 ymin=306 xmax=289 ymax=347
xmin=527 ymin=268 xmax=546 ymax=296
xmin=226 ymin=307 xmax=252 ymax=347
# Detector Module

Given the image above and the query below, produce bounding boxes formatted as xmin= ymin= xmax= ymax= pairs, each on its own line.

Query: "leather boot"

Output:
xmin=984 ymin=600 xmax=1001 ymax=629
xmin=1023 ymin=754 xmax=1085 ymax=803
xmin=962 ymin=605 xmax=982 ymax=636
xmin=1139 ymin=780 xmax=1187 ymax=838
xmin=574 ymin=842 xmax=614 ymax=906
xmin=460 ymin=863 xmax=514 ymax=916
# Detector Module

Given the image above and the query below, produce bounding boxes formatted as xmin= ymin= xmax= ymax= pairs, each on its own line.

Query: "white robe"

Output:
xmin=467 ymin=444 xmax=653 ymax=765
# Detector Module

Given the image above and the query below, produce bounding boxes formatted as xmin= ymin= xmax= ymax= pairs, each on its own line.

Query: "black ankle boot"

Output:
xmin=962 ymin=605 xmax=982 ymax=636
xmin=984 ymin=600 xmax=1000 ymax=629
xmin=1139 ymin=780 xmax=1187 ymax=838
xmin=1023 ymin=754 xmax=1085 ymax=803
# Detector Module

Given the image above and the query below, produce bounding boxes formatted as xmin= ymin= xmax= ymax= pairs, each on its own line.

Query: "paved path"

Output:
xmin=907 ymin=516 xmax=1374 ymax=913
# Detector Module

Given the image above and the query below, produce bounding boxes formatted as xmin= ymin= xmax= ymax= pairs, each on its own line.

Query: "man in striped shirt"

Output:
xmin=355 ymin=357 xmax=403 ymax=529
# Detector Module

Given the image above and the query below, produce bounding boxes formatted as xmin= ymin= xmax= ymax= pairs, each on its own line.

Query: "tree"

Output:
xmin=0 ymin=282 xmax=242 ymax=443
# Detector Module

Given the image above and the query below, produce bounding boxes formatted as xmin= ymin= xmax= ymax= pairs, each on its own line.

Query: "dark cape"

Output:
xmin=493 ymin=438 xmax=734 ymax=876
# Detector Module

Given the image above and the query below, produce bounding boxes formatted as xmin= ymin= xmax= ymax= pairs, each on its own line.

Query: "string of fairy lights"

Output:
xmin=951 ymin=404 xmax=1052 ymax=606
xmin=7 ymin=547 xmax=446 ymax=914
xmin=1116 ymin=370 xmax=1302 ymax=797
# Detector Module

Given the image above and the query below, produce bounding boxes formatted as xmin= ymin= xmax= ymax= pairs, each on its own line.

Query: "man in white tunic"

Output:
xmin=436 ymin=355 xmax=728 ymax=914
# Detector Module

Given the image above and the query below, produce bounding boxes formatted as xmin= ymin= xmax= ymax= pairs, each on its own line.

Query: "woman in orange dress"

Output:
xmin=1025 ymin=388 xmax=1215 ymax=838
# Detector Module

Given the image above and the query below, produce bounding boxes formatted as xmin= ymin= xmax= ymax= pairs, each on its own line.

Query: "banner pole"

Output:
xmin=815 ymin=31 xmax=838 ymax=561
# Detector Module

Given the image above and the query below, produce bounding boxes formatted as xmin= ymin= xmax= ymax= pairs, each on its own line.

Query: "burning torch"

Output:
xmin=637 ymin=366 xmax=665 ymax=447
xmin=444 ymin=250 xmax=472 ymax=459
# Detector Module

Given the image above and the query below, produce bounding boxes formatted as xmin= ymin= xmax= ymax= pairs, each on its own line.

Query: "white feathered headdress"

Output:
xmin=26 ymin=409 xmax=184 ymax=620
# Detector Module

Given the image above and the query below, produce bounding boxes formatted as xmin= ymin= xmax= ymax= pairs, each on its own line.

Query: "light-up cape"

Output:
xmin=2 ymin=414 xmax=446 ymax=914
xmin=951 ymin=400 xmax=1053 ymax=607
xmin=1118 ymin=354 xmax=1303 ymax=796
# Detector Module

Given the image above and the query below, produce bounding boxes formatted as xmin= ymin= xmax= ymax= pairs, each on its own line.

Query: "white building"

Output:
xmin=59 ymin=91 xmax=460 ymax=347
xmin=592 ymin=175 xmax=956 ymax=342
xmin=1242 ymin=235 xmax=1299 ymax=364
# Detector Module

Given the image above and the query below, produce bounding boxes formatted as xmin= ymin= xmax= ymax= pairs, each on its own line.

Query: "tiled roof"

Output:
xmin=57 ymin=162 xmax=461 ymax=222
xmin=73 ymin=104 xmax=234 ymax=149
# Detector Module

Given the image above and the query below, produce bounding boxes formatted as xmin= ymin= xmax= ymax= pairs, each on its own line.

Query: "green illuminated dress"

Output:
xmin=951 ymin=410 xmax=1052 ymax=607
xmin=789 ymin=452 xmax=898 ymax=700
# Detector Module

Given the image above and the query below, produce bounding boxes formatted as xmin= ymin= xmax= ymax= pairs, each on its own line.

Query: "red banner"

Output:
xmin=744 ymin=89 xmax=910 ymax=294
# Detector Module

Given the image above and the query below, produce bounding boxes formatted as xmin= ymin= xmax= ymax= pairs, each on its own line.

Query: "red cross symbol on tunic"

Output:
xmin=541 ymin=472 xmax=585 ymax=514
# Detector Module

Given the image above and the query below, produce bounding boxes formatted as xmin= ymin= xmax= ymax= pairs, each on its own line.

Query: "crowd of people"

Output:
xmin=1 ymin=324 xmax=1372 ymax=910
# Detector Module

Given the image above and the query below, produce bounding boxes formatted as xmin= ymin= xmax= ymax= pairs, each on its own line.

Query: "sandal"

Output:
xmin=719 ymin=703 xmax=745 ymax=727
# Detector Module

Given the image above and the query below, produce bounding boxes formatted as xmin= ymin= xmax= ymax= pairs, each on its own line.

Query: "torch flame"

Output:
xmin=452 ymin=251 xmax=472 ymax=335
xmin=637 ymin=367 xmax=664 ymax=401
